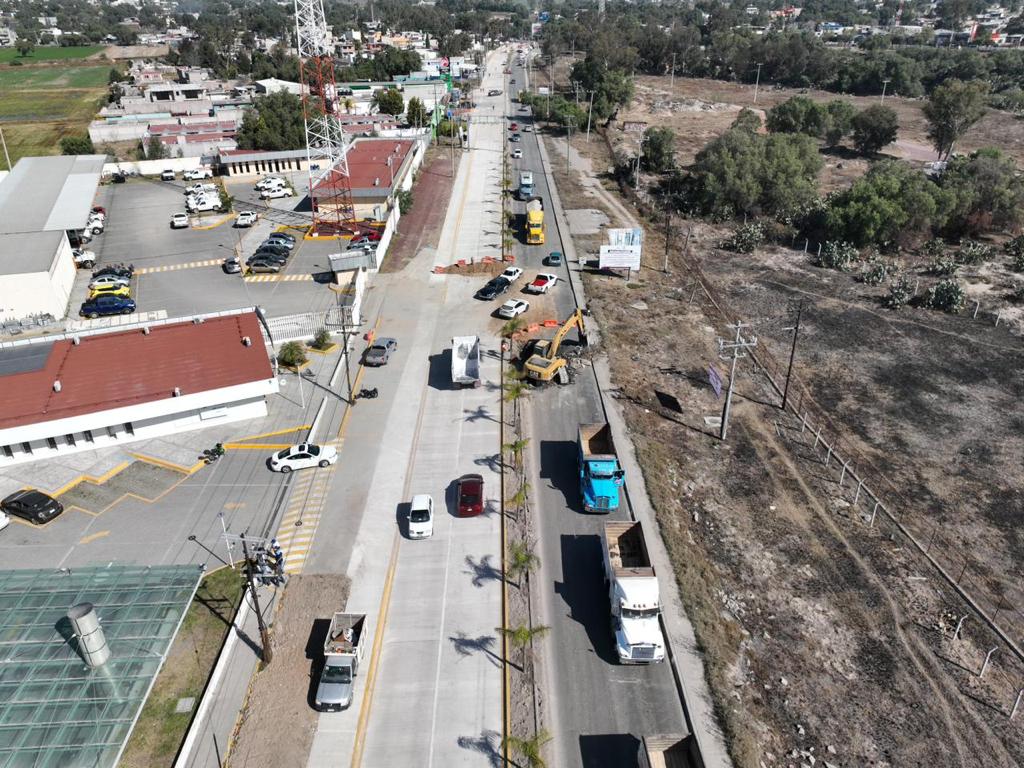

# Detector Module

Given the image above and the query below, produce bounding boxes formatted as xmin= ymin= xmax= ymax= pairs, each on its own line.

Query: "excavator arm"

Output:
xmin=544 ymin=308 xmax=587 ymax=361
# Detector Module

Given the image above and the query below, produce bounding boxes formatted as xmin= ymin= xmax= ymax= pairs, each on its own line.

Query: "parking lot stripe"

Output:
xmin=230 ymin=424 xmax=311 ymax=442
xmin=135 ymin=259 xmax=221 ymax=275
xmin=242 ymin=274 xmax=315 ymax=283
xmin=79 ymin=530 xmax=111 ymax=545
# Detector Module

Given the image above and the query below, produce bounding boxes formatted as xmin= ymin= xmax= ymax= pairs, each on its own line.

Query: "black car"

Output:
xmin=248 ymin=250 xmax=288 ymax=264
xmin=267 ymin=232 xmax=297 ymax=243
xmin=2 ymin=490 xmax=64 ymax=525
xmin=476 ymin=276 xmax=511 ymax=301
xmin=256 ymin=242 xmax=291 ymax=256
xmin=93 ymin=264 xmax=134 ymax=279
xmin=111 ymin=172 xmax=126 ymax=184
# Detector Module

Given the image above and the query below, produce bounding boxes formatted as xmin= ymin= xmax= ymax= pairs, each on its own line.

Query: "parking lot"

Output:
xmin=69 ymin=175 xmax=345 ymax=322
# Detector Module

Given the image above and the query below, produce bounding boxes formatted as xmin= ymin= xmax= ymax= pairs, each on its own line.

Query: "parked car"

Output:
xmin=364 ymin=337 xmax=398 ymax=366
xmin=248 ymin=251 xmax=288 ymax=265
xmin=267 ymin=231 xmax=296 ymax=243
xmin=185 ymin=183 xmax=217 ymax=195
xmin=88 ymin=273 xmax=130 ymax=290
xmin=456 ymin=474 xmax=485 ymax=517
xmin=511 ymin=149 xmax=523 ymax=159
xmin=262 ymin=186 xmax=291 ymax=200
xmin=476 ymin=276 xmax=511 ymax=301
xmin=187 ymin=195 xmax=218 ymax=213
xmin=223 ymin=256 xmax=242 ymax=274
xmin=160 ymin=169 xmax=175 ymax=181
xmin=170 ymin=212 xmax=190 ymax=229
xmin=407 ymin=494 xmax=434 ymax=539
xmin=80 ymin=294 xmax=136 ymax=317
xmin=1 ymin=490 xmax=63 ymax=526
xmin=525 ymin=273 xmax=559 ymax=293
xmin=509 ymin=123 xmax=519 ymax=131
xmin=487 ymin=89 xmax=502 ymax=96
xmin=183 ymin=167 xmax=213 ymax=180
xmin=544 ymin=251 xmax=563 ymax=267
xmin=72 ymin=249 xmax=96 ymax=269
xmin=92 ymin=264 xmax=133 ymax=280
xmin=347 ymin=236 xmax=378 ymax=250
xmin=523 ymin=125 xmax=533 ymax=132
xmin=89 ymin=283 xmax=131 ymax=299
xmin=509 ymin=135 xmax=521 ymax=143
xmin=500 ymin=266 xmax=523 ymax=282
xmin=255 ymin=242 xmax=291 ymax=256
xmin=497 ymin=298 xmax=530 ymax=318
xmin=269 ymin=443 xmax=338 ymax=472
xmin=111 ymin=172 xmax=126 ymax=183
xmin=260 ymin=238 xmax=293 ymax=251
xmin=255 ymin=176 xmax=284 ymax=190
xmin=92 ymin=206 xmax=106 ymax=217
xmin=235 ymin=211 xmax=258 ymax=227
xmin=247 ymin=258 xmax=282 ymax=273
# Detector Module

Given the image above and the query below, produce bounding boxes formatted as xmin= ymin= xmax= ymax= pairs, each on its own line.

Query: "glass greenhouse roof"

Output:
xmin=0 ymin=564 xmax=203 ymax=768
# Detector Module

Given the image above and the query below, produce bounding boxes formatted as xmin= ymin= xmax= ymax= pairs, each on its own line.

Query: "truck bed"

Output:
xmin=579 ymin=423 xmax=614 ymax=457
xmin=451 ymin=336 xmax=480 ymax=382
xmin=605 ymin=522 xmax=655 ymax=577
xmin=640 ymin=735 xmax=692 ymax=768
xmin=325 ymin=613 xmax=364 ymax=655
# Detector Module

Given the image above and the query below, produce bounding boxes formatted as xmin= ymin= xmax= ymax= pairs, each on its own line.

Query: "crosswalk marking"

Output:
xmin=244 ymin=274 xmax=316 ymax=282
xmin=273 ymin=465 xmax=334 ymax=574
xmin=136 ymin=259 xmax=221 ymax=274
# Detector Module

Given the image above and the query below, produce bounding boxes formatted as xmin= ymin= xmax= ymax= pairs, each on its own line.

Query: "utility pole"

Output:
xmin=718 ymin=322 xmax=757 ymax=441
xmin=338 ymin=299 xmax=354 ymax=403
xmin=663 ymin=210 xmax=671 ymax=273
xmin=753 ymin=63 xmax=763 ymax=103
xmin=880 ymin=78 xmax=891 ymax=104
xmin=241 ymin=535 xmax=273 ymax=664
xmin=670 ymin=51 xmax=676 ymax=92
xmin=565 ymin=119 xmax=573 ymax=174
xmin=781 ymin=300 xmax=803 ymax=412
xmin=585 ymin=89 xmax=595 ymax=143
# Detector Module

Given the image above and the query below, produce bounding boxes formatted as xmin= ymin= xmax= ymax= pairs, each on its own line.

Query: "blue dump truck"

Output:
xmin=578 ymin=423 xmax=625 ymax=513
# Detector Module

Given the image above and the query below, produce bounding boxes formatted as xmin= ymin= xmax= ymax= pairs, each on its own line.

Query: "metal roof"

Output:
xmin=0 ymin=230 xmax=65 ymax=276
xmin=0 ymin=155 xmax=106 ymax=235
xmin=0 ymin=564 xmax=203 ymax=768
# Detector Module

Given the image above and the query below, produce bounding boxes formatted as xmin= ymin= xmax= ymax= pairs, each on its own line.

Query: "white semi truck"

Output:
xmin=602 ymin=521 xmax=665 ymax=664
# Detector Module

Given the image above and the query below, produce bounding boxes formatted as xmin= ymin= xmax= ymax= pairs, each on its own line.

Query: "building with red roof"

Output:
xmin=0 ymin=309 xmax=278 ymax=467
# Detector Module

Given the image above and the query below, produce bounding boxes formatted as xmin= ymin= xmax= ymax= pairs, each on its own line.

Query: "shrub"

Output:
xmin=721 ymin=222 xmax=766 ymax=253
xmin=815 ymin=240 xmax=858 ymax=271
xmin=398 ymin=189 xmax=414 ymax=214
xmin=1007 ymin=236 xmax=1024 ymax=271
xmin=921 ymin=238 xmax=947 ymax=258
xmin=885 ymin=273 xmax=915 ymax=309
xmin=929 ymin=253 xmax=959 ymax=275
xmin=311 ymin=328 xmax=332 ymax=350
xmin=277 ymin=341 xmax=307 ymax=368
xmin=956 ymin=240 xmax=994 ymax=265
xmin=925 ymin=279 xmax=966 ymax=313
xmin=861 ymin=259 xmax=894 ymax=285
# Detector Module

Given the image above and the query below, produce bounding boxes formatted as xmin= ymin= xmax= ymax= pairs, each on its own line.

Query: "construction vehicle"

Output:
xmin=578 ymin=423 xmax=624 ymax=512
xmin=525 ymin=196 xmax=544 ymax=245
xmin=603 ymin=522 xmax=665 ymax=664
xmin=523 ymin=308 xmax=587 ymax=384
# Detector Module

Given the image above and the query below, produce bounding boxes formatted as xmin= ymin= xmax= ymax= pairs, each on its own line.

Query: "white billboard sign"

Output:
xmin=599 ymin=245 xmax=642 ymax=270
xmin=607 ymin=227 xmax=644 ymax=247
xmin=538 ymin=86 xmax=550 ymax=96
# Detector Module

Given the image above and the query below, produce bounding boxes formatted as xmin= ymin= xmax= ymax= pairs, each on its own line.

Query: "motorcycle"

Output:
xmin=202 ymin=443 xmax=226 ymax=463
xmin=358 ymin=387 xmax=379 ymax=400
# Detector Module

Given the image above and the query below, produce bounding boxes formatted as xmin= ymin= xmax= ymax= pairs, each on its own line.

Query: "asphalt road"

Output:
xmin=506 ymin=53 xmax=689 ymax=767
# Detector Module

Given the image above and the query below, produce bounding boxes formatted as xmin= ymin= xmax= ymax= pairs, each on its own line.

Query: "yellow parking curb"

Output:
xmin=230 ymin=424 xmax=312 ymax=442
xmin=129 ymin=452 xmax=205 ymax=475
xmin=192 ymin=212 xmax=237 ymax=230
xmin=221 ymin=442 xmax=292 ymax=450
xmin=306 ymin=343 xmax=339 ymax=355
xmin=50 ymin=460 xmax=132 ymax=498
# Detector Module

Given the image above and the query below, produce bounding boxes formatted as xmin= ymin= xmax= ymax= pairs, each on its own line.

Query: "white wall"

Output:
xmin=49 ymin=237 xmax=75 ymax=318
xmin=103 ymin=157 xmax=206 ymax=176
xmin=0 ymin=239 xmax=74 ymax=324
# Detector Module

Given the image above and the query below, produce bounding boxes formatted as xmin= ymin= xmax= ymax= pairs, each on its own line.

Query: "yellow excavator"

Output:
xmin=523 ymin=308 xmax=588 ymax=384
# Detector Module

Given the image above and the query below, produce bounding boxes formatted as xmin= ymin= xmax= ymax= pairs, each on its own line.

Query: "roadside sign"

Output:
xmin=607 ymin=228 xmax=643 ymax=247
xmin=622 ymin=121 xmax=648 ymax=133
xmin=538 ymin=86 xmax=550 ymax=96
xmin=599 ymin=245 xmax=641 ymax=270
xmin=708 ymin=365 xmax=722 ymax=398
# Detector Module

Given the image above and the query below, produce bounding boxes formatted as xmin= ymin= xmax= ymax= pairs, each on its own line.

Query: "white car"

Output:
xmin=0 ymin=511 xmax=9 ymax=533
xmin=235 ymin=210 xmax=258 ymax=227
xmin=525 ymin=273 xmax=559 ymax=294
xmin=185 ymin=183 xmax=217 ymax=195
xmin=160 ymin=169 xmax=175 ymax=181
xmin=523 ymin=126 xmax=533 ymax=132
xmin=72 ymin=249 xmax=96 ymax=268
xmin=269 ymin=443 xmax=338 ymax=473
xmin=500 ymin=266 xmax=523 ymax=282
xmin=170 ymin=212 xmax=190 ymax=229
xmin=183 ymin=167 xmax=213 ymax=180
xmin=187 ymin=195 xmax=218 ymax=212
xmin=511 ymin=149 xmax=523 ymax=159
xmin=407 ymin=494 xmax=434 ymax=539
xmin=255 ymin=176 xmax=284 ymax=190
xmin=262 ymin=186 xmax=291 ymax=200
xmin=497 ymin=298 xmax=530 ymax=318
xmin=88 ymin=274 xmax=130 ymax=290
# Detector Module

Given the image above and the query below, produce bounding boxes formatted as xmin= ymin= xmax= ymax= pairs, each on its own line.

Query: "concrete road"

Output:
xmin=504 ymin=52 xmax=691 ymax=767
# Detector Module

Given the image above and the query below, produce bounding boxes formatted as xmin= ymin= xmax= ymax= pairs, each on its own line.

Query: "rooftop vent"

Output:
xmin=53 ymin=380 xmax=62 ymax=393
xmin=242 ymin=336 xmax=252 ymax=347
xmin=142 ymin=326 xmax=150 ymax=335
xmin=193 ymin=317 xmax=204 ymax=325
xmin=66 ymin=603 xmax=110 ymax=668
xmin=72 ymin=336 xmax=81 ymax=346
xmin=173 ymin=387 xmax=182 ymax=396
xmin=373 ymin=177 xmax=379 ymax=186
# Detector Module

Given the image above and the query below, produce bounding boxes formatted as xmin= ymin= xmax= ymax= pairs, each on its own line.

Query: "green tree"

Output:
xmin=397 ymin=189 xmax=414 ymax=214
xmin=405 ymin=96 xmax=428 ymax=128
xmin=236 ymin=91 xmax=305 ymax=151
xmin=851 ymin=104 xmax=898 ymax=155
xmin=16 ymin=40 xmax=34 ymax=58
xmin=766 ymin=95 xmax=827 ymax=136
xmin=641 ymin=126 xmax=676 ymax=172
xmin=824 ymin=99 xmax=857 ymax=146
xmin=731 ymin=107 xmax=762 ymax=133
xmin=372 ymin=87 xmax=404 ymax=116
xmin=923 ymin=79 xmax=988 ymax=160
xmin=496 ymin=623 xmax=550 ymax=671
xmin=506 ymin=539 xmax=540 ymax=589
xmin=502 ymin=731 xmax=553 ymax=768
xmin=503 ymin=437 xmax=530 ymax=471
xmin=940 ymin=148 xmax=1024 ymax=236
xmin=59 ymin=134 xmax=95 ymax=155
xmin=145 ymin=135 xmax=168 ymax=159
xmin=277 ymin=341 xmax=307 ymax=368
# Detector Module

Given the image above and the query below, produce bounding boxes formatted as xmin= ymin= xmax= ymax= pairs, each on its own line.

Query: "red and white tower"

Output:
xmin=294 ymin=0 xmax=354 ymax=235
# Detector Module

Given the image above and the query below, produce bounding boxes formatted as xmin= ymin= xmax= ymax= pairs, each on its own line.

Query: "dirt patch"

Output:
xmin=227 ymin=574 xmax=350 ymax=768
xmin=381 ymin=146 xmax=456 ymax=273
xmin=548 ymin=125 xmax=1024 ymax=767
xmin=103 ymin=44 xmax=168 ymax=60
xmin=58 ymin=460 xmax=185 ymax=513
xmin=121 ymin=566 xmax=244 ymax=768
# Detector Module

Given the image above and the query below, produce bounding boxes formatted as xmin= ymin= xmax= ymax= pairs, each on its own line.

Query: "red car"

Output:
xmin=456 ymin=474 xmax=484 ymax=517
xmin=509 ymin=123 xmax=518 ymax=131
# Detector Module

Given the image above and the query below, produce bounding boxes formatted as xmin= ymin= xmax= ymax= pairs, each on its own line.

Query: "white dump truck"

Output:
xmin=602 ymin=521 xmax=665 ymax=664
xmin=451 ymin=335 xmax=481 ymax=388
xmin=314 ymin=613 xmax=365 ymax=711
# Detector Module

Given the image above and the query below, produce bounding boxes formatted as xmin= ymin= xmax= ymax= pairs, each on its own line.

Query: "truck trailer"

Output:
xmin=602 ymin=521 xmax=665 ymax=664
xmin=451 ymin=335 xmax=481 ymax=387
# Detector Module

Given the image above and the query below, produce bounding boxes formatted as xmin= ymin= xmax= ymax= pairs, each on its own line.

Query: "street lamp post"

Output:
xmin=753 ymin=63 xmax=764 ymax=103
xmin=880 ymin=78 xmax=891 ymax=103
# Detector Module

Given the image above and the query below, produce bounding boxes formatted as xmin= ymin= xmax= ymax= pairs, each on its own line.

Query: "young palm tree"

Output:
xmin=503 ymin=731 xmax=553 ymax=768
xmin=506 ymin=539 xmax=540 ymax=589
xmin=506 ymin=481 xmax=530 ymax=518
xmin=504 ymin=376 xmax=529 ymax=425
xmin=501 ymin=316 xmax=526 ymax=339
xmin=502 ymin=436 xmax=529 ymax=470
xmin=495 ymin=623 xmax=550 ymax=671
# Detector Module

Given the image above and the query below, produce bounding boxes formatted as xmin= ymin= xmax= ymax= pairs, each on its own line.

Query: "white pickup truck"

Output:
xmin=315 ymin=613 xmax=365 ymax=711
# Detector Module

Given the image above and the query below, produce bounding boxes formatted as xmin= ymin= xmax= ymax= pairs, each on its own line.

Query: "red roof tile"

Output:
xmin=313 ymin=139 xmax=414 ymax=196
xmin=0 ymin=313 xmax=273 ymax=431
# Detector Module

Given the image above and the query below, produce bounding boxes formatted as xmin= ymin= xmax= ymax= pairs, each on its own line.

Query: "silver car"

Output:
xmin=315 ymin=660 xmax=354 ymax=711
xmin=364 ymin=337 xmax=397 ymax=366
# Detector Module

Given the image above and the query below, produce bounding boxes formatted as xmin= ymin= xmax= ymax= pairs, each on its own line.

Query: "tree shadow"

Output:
xmin=464 ymin=405 xmax=499 ymax=423
xmin=456 ymin=729 xmax=502 ymax=768
xmin=448 ymin=631 xmax=503 ymax=668
xmin=474 ymin=452 xmax=504 ymax=472
xmin=464 ymin=553 xmax=503 ymax=587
